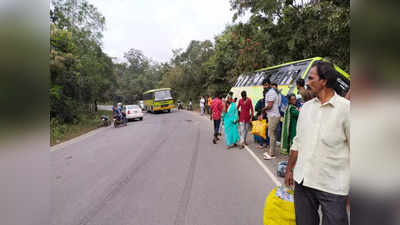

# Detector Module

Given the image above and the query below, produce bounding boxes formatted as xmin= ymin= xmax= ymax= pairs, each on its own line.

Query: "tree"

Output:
xmin=50 ymin=0 xmax=116 ymax=123
xmin=229 ymin=0 xmax=350 ymax=71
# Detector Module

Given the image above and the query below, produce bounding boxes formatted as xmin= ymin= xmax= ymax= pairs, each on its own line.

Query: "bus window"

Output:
xmin=240 ymin=75 xmax=250 ymax=87
xmin=238 ymin=75 xmax=246 ymax=86
xmin=237 ymin=75 xmax=245 ymax=87
xmin=233 ymin=77 xmax=238 ymax=87
xmin=334 ymin=73 xmax=350 ymax=97
xmin=289 ymin=70 xmax=298 ymax=84
xmin=271 ymin=71 xmax=283 ymax=84
xmin=245 ymin=75 xmax=254 ymax=86
xmin=263 ymin=70 xmax=275 ymax=83
xmin=279 ymin=71 xmax=290 ymax=85
xmin=268 ymin=71 xmax=277 ymax=84
xmin=252 ymin=72 xmax=263 ymax=86
xmin=234 ymin=75 xmax=242 ymax=87
xmin=155 ymin=90 xmax=172 ymax=101
xmin=255 ymin=72 xmax=266 ymax=85
xmin=282 ymin=70 xmax=298 ymax=85
xmin=277 ymin=70 xmax=288 ymax=85
xmin=246 ymin=72 xmax=258 ymax=86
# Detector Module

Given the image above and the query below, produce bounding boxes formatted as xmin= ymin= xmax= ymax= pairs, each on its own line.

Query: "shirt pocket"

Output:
xmin=320 ymin=117 xmax=347 ymax=150
xmin=320 ymin=125 xmax=348 ymax=163
xmin=321 ymin=130 xmax=345 ymax=148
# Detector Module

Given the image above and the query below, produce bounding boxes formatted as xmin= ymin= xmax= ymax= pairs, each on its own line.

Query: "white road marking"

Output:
xmin=188 ymin=110 xmax=281 ymax=186
xmin=244 ymin=145 xmax=281 ymax=186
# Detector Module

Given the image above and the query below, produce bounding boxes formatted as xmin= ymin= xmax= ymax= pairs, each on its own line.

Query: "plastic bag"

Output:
xmin=276 ymin=161 xmax=288 ymax=177
xmin=250 ymin=119 xmax=267 ymax=139
xmin=264 ymin=186 xmax=296 ymax=225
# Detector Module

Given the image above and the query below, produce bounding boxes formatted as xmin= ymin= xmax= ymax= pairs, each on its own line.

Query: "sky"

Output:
xmin=87 ymin=0 xmax=248 ymax=63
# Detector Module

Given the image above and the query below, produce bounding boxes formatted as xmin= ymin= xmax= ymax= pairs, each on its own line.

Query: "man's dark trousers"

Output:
xmin=213 ymin=119 xmax=221 ymax=137
xmin=294 ymin=181 xmax=348 ymax=225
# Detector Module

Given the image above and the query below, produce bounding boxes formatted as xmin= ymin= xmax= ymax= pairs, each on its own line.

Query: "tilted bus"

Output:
xmin=230 ymin=57 xmax=350 ymax=108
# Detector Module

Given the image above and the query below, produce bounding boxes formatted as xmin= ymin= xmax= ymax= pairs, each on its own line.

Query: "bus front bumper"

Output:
xmin=153 ymin=105 xmax=174 ymax=111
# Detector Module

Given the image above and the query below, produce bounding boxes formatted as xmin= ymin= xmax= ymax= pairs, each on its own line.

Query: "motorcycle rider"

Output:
xmin=177 ymin=100 xmax=183 ymax=110
xmin=113 ymin=105 xmax=127 ymax=126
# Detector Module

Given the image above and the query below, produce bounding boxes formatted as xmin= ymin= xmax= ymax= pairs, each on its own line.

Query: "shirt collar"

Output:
xmin=313 ymin=91 xmax=338 ymax=107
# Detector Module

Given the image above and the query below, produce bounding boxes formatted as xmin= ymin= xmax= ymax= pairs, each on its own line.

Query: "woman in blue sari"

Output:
xmin=222 ymin=95 xmax=240 ymax=149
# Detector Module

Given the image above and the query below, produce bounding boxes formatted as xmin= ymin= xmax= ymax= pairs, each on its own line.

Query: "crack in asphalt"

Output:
xmin=76 ymin=119 xmax=178 ymax=225
xmin=173 ymin=126 xmax=201 ymax=225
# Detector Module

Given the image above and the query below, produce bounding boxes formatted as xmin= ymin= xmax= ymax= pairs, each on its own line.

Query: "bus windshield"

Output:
xmin=154 ymin=90 xmax=172 ymax=101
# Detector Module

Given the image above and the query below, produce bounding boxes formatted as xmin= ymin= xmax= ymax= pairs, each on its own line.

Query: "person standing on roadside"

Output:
xmin=200 ymin=96 xmax=205 ymax=115
xmin=271 ymin=82 xmax=284 ymax=144
xmin=210 ymin=93 xmax=224 ymax=144
xmin=280 ymin=93 xmax=299 ymax=155
xmin=345 ymin=88 xmax=350 ymax=100
xmin=262 ymin=78 xmax=281 ymax=160
xmin=285 ymin=62 xmax=350 ymax=225
xmin=237 ymin=90 xmax=254 ymax=149
xmin=255 ymin=90 xmax=267 ymax=119
xmin=296 ymin=78 xmax=313 ymax=104
xmin=222 ymin=95 xmax=240 ymax=149
xmin=188 ymin=98 xmax=193 ymax=111
xmin=207 ymin=96 xmax=212 ymax=114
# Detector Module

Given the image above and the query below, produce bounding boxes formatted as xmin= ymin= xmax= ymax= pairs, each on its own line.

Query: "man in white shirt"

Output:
xmin=200 ymin=96 xmax=205 ymax=115
xmin=262 ymin=78 xmax=281 ymax=159
xmin=285 ymin=62 xmax=350 ymax=225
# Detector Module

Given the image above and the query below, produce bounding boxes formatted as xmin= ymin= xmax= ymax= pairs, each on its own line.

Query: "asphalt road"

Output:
xmin=51 ymin=110 xmax=276 ymax=225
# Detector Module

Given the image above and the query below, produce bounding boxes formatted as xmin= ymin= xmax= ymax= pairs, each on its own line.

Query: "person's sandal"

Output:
xmin=263 ymin=153 xmax=275 ymax=160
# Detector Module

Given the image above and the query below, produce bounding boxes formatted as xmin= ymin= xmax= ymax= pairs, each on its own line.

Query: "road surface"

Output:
xmin=51 ymin=110 xmax=276 ymax=225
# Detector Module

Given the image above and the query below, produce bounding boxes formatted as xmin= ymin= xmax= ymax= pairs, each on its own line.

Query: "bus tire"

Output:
xmin=167 ymin=109 xmax=171 ymax=113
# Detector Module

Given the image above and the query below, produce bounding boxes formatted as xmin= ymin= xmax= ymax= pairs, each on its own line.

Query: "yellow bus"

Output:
xmin=143 ymin=88 xmax=174 ymax=113
xmin=230 ymin=57 xmax=350 ymax=107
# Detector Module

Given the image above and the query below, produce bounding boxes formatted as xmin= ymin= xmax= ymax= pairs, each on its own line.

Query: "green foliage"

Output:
xmin=50 ymin=110 xmax=113 ymax=146
xmin=50 ymin=0 xmax=349 ymax=135
xmin=159 ymin=0 xmax=349 ymax=104
xmin=113 ymin=48 xmax=163 ymax=103
xmin=159 ymin=40 xmax=218 ymax=102
xmin=228 ymin=0 xmax=350 ymax=71
xmin=50 ymin=0 xmax=116 ymax=123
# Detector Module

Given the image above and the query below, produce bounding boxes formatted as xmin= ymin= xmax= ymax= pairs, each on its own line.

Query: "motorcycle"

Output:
xmin=113 ymin=113 xmax=127 ymax=128
xmin=177 ymin=101 xmax=183 ymax=110
xmin=100 ymin=115 xmax=110 ymax=127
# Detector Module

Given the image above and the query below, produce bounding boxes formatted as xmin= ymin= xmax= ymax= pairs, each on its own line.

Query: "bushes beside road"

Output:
xmin=50 ymin=110 xmax=113 ymax=146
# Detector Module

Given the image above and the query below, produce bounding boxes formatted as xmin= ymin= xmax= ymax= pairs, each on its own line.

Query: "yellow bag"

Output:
xmin=250 ymin=119 xmax=267 ymax=139
xmin=264 ymin=186 xmax=296 ymax=225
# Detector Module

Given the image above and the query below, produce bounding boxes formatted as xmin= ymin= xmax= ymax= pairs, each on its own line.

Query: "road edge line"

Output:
xmin=187 ymin=110 xmax=281 ymax=186
xmin=50 ymin=126 xmax=111 ymax=152
xmin=244 ymin=145 xmax=281 ymax=186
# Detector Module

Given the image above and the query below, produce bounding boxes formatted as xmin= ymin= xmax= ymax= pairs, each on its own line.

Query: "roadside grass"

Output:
xmin=50 ymin=110 xmax=113 ymax=146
